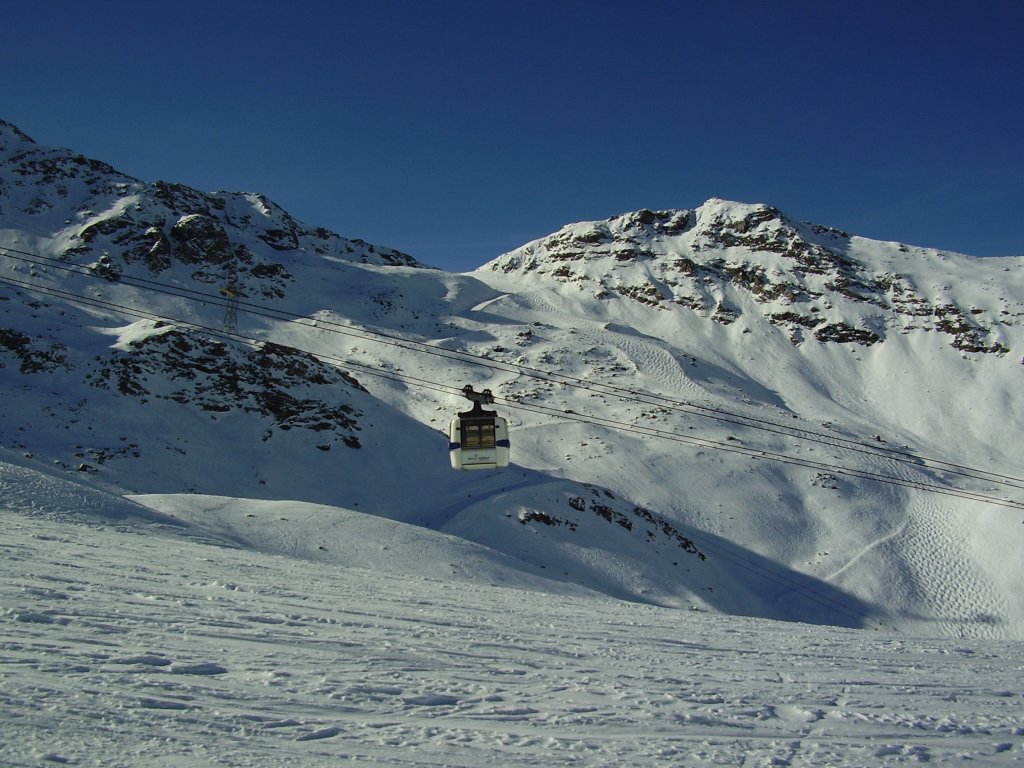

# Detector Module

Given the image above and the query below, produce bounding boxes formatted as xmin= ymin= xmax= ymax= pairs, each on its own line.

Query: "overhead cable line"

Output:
xmin=0 ymin=273 xmax=468 ymax=403
xmin=3 ymin=246 xmax=1023 ymax=507
xmin=0 ymin=269 xmax=894 ymax=630
xmin=4 ymin=277 xmax=1023 ymax=518
xmin=501 ymin=397 xmax=1024 ymax=510
xmin=5 ymin=244 xmax=1021 ymax=493
xmin=4 ymin=245 xmax=1023 ymax=496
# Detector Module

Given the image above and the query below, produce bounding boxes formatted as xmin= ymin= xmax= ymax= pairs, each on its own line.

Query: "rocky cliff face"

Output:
xmin=93 ymin=325 xmax=367 ymax=450
xmin=0 ymin=120 xmax=420 ymax=304
xmin=0 ymin=120 xmax=403 ymax=466
xmin=486 ymin=199 xmax=1013 ymax=354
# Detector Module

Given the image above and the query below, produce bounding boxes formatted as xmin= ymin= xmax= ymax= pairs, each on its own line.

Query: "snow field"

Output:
xmin=2 ymin=499 xmax=1023 ymax=767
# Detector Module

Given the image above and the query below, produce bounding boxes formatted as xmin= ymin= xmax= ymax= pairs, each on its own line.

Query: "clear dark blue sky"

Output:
xmin=4 ymin=0 xmax=1022 ymax=270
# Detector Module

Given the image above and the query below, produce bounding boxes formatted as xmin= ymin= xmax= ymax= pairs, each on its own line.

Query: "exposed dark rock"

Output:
xmin=91 ymin=329 xmax=366 ymax=448
xmin=88 ymin=253 xmax=123 ymax=281
xmin=813 ymin=322 xmax=882 ymax=346
xmin=934 ymin=304 xmax=1008 ymax=354
xmin=616 ymin=283 xmax=666 ymax=306
xmin=170 ymin=214 xmax=233 ymax=265
xmin=0 ymin=328 xmax=68 ymax=372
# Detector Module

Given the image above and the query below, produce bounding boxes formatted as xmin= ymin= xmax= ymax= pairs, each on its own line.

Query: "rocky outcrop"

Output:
xmin=91 ymin=325 xmax=366 ymax=448
xmin=487 ymin=200 xmax=1010 ymax=354
xmin=0 ymin=121 xmax=422 ymax=299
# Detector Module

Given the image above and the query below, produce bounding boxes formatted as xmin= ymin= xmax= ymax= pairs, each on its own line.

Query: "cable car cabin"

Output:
xmin=449 ymin=404 xmax=510 ymax=471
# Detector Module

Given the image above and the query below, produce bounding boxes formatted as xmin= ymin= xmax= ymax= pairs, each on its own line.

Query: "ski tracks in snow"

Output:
xmin=498 ymin=290 xmax=706 ymax=404
xmin=891 ymin=494 xmax=1015 ymax=639
xmin=3 ymin=509 xmax=1023 ymax=767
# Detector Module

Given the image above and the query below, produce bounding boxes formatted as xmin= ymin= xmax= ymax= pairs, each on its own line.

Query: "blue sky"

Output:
xmin=4 ymin=0 xmax=1022 ymax=270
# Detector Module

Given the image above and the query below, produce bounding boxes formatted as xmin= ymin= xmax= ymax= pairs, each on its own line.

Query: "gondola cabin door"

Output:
xmin=449 ymin=389 xmax=510 ymax=470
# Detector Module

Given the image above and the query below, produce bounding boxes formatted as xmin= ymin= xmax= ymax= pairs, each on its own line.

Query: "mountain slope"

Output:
xmin=5 ymin=479 xmax=1022 ymax=767
xmin=2 ymin=119 xmax=1023 ymax=638
xmin=472 ymin=202 xmax=1024 ymax=636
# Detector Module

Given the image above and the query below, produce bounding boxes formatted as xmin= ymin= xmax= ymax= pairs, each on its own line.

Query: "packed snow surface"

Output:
xmin=2 ymin=468 xmax=1022 ymax=767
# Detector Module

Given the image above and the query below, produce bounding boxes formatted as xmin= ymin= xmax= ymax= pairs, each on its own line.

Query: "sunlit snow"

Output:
xmin=2 ymin=119 xmax=1023 ymax=765
xmin=3 ymin=466 xmax=1022 ymax=766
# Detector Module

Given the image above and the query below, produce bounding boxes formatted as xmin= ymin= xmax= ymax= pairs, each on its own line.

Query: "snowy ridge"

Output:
xmin=4 ymin=118 xmax=1024 ymax=638
xmin=3 ymin=119 xmax=1023 ymax=638
xmin=3 ymin=118 xmax=1024 ymax=765
xmin=486 ymin=200 xmax=1017 ymax=355
xmin=0 ymin=117 xmax=419 ymax=282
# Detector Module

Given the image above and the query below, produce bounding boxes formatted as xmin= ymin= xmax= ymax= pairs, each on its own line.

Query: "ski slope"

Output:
xmin=2 ymin=468 xmax=1022 ymax=767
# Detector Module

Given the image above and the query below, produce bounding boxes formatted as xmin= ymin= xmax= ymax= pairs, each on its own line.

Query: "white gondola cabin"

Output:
xmin=449 ymin=387 xmax=510 ymax=470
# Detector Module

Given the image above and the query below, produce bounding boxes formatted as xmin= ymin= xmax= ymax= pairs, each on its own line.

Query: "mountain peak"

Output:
xmin=482 ymin=198 xmax=825 ymax=278
xmin=483 ymin=199 xmax=1011 ymax=354
xmin=0 ymin=117 xmax=422 ymax=280
xmin=0 ymin=119 xmax=36 ymax=149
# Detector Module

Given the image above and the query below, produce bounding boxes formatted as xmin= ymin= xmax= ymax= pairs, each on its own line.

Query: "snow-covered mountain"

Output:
xmin=2 ymin=118 xmax=1023 ymax=642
